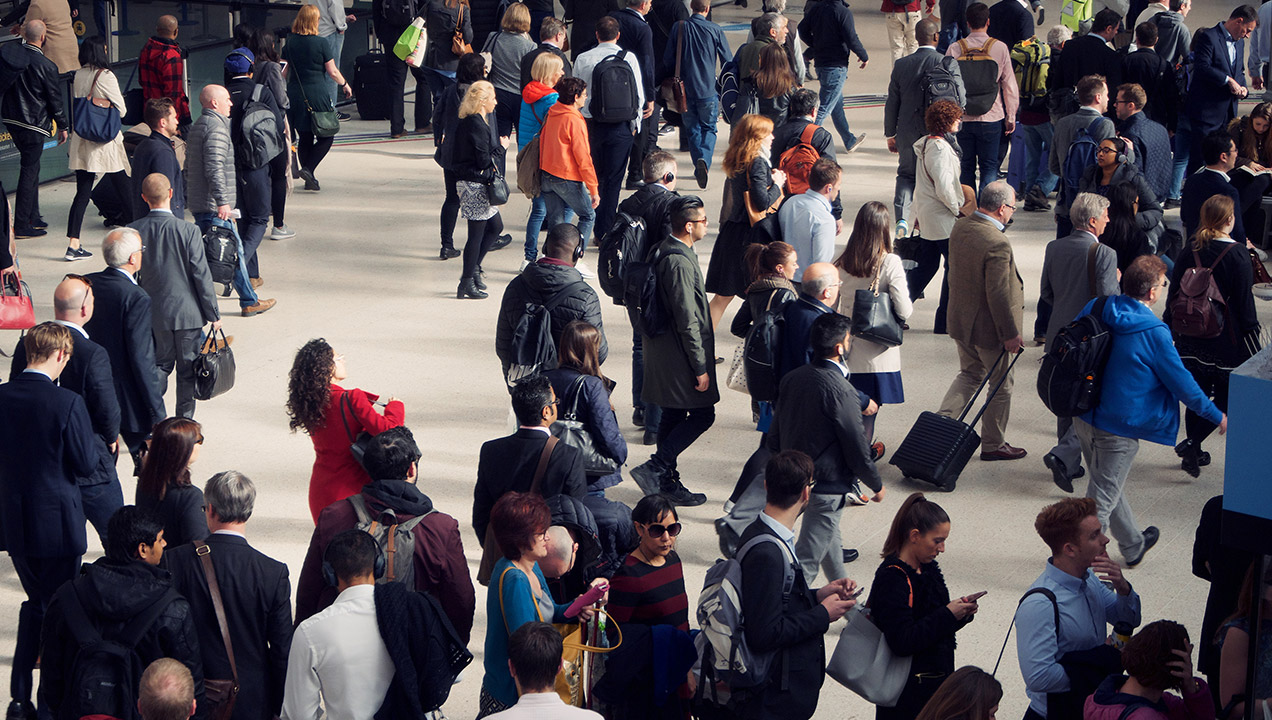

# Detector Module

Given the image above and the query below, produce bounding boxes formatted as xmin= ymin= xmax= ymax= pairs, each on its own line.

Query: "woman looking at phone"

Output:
xmin=866 ymin=493 xmax=981 ymax=720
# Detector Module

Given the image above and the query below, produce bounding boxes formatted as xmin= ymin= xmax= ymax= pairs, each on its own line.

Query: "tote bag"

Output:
xmin=72 ymin=69 xmax=121 ymax=143
xmin=850 ymin=261 xmax=904 ymax=347
xmin=827 ymin=567 xmax=913 ymax=707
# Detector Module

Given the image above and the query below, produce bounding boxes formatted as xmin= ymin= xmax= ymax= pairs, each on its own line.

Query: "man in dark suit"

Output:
xmin=84 ymin=227 xmax=166 ymax=474
xmin=1122 ymin=21 xmax=1178 ymax=131
xmin=131 ymin=97 xmax=185 ymax=220
xmin=767 ymin=313 xmax=885 ymax=584
xmin=778 ymin=263 xmax=841 ymax=381
xmin=10 ymin=276 xmax=124 ymax=545
xmin=520 ymin=17 xmax=572 ymax=90
xmin=132 ymin=173 xmax=222 ymax=419
xmin=1185 ymin=5 xmax=1257 ymax=173
xmin=988 ymin=0 xmax=1033 ymax=48
xmin=736 ymin=449 xmax=858 ymax=720
xmin=886 ymin=19 xmax=961 ymax=234
xmin=564 ymin=0 xmax=620 ymax=59
xmin=610 ymin=0 xmax=659 ymax=189
xmin=1053 ymin=9 xmax=1123 ymax=95
xmin=0 ymin=323 xmax=98 ymax=720
xmin=474 ymin=375 xmax=587 ymax=549
xmin=1182 ymin=132 xmax=1247 ymax=243
xmin=165 ymin=471 xmax=293 ymax=720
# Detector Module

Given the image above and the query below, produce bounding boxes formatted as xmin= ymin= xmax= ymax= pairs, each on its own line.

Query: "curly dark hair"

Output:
xmin=925 ymin=100 xmax=963 ymax=135
xmin=286 ymin=339 xmax=336 ymax=434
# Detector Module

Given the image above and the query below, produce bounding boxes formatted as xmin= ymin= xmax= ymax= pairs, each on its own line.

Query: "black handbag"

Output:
xmin=850 ymin=261 xmax=904 ymax=347
xmin=550 ymin=375 xmax=620 ymax=477
xmin=339 ymin=391 xmax=375 ymax=471
xmin=193 ymin=327 xmax=236 ymax=401
xmin=488 ymin=172 xmax=510 ymax=206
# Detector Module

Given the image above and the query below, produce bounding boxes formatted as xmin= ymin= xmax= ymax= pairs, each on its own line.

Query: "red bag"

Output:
xmin=0 ymin=273 xmax=34 ymax=330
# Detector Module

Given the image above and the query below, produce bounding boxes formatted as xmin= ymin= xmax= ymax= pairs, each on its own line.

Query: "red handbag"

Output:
xmin=0 ymin=273 xmax=34 ymax=330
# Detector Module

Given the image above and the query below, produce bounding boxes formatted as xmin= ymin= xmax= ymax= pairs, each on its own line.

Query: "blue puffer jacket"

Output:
xmin=518 ymin=80 xmax=558 ymax=151
xmin=1078 ymin=295 xmax=1222 ymax=445
xmin=544 ymin=367 xmax=628 ymax=491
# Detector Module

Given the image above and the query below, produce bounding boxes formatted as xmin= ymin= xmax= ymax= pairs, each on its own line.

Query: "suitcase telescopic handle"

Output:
xmin=960 ymin=348 xmax=1025 ymax=426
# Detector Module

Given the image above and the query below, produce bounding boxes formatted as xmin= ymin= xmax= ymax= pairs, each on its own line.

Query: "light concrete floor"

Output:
xmin=0 ymin=1 xmax=1265 ymax=717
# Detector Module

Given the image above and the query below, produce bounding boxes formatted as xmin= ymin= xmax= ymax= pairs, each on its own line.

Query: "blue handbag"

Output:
xmin=72 ymin=69 xmax=121 ymax=143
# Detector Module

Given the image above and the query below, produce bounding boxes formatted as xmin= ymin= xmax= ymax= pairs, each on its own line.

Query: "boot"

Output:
xmin=473 ymin=266 xmax=487 ymax=290
xmin=457 ymin=277 xmax=488 ymax=299
xmin=439 ymin=243 xmax=461 ymax=260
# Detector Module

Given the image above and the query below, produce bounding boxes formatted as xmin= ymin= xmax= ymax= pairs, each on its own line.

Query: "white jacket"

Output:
xmin=836 ymin=253 xmax=913 ymax=375
xmin=67 ymin=67 xmax=128 ymax=174
xmin=912 ymin=135 xmax=963 ymax=241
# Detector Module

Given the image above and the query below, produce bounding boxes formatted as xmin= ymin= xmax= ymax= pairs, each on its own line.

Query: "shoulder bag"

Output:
xmin=827 ymin=565 xmax=913 ymax=706
xmin=743 ymin=169 xmax=783 ymax=225
xmin=550 ymin=374 xmax=621 ymax=477
xmin=850 ymin=259 xmax=904 ymax=347
xmin=659 ymin=21 xmax=688 ymax=114
xmin=452 ymin=3 xmax=473 ymax=56
xmin=339 ymin=391 xmax=376 ymax=471
xmin=476 ymin=436 xmax=557 ymax=586
xmin=488 ymin=169 xmax=510 ymax=205
xmin=193 ymin=540 xmax=239 ymax=720
xmin=297 ymin=79 xmax=339 ymax=139
xmin=193 ymin=326 xmax=236 ymax=401
xmin=0 ymin=272 xmax=35 ymax=330
xmin=72 ymin=69 xmax=121 ymax=143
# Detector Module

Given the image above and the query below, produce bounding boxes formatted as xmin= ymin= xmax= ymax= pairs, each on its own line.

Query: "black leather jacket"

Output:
xmin=0 ymin=41 xmax=66 ymax=136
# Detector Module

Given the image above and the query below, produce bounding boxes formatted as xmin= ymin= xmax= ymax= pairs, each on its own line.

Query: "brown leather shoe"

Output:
xmin=980 ymin=443 xmax=1028 ymax=461
xmin=241 ymin=298 xmax=276 ymax=317
xmin=250 ymin=277 xmax=264 ymax=289
xmin=210 ymin=334 xmax=234 ymax=351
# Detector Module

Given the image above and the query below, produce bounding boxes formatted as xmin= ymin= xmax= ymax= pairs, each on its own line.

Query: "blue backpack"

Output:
xmin=717 ymin=47 xmax=743 ymax=124
xmin=1062 ymin=117 xmax=1106 ymax=199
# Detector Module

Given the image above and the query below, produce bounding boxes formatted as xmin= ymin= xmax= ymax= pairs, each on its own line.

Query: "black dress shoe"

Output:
xmin=843 ymin=548 xmax=859 ymax=563
xmin=715 ymin=518 xmax=740 ymax=558
xmin=439 ymin=245 xmax=461 ymax=260
xmin=625 ymin=176 xmax=646 ymax=190
xmin=489 ymin=234 xmax=513 ymax=251
xmin=6 ymin=700 xmax=35 ymax=720
xmin=1125 ymin=526 xmax=1160 ymax=567
xmin=1044 ymin=452 xmax=1074 ymax=493
xmin=632 ymin=407 xmax=646 ymax=428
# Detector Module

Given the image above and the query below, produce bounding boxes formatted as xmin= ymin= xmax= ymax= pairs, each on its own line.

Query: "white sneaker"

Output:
xmin=519 ymin=258 xmax=532 ymax=273
xmin=575 ymin=258 xmax=597 ymax=279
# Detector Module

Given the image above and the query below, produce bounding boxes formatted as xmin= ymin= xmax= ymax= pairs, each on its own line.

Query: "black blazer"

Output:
xmin=1187 ymin=23 xmax=1242 ymax=130
xmin=1122 ymin=48 xmax=1178 ymax=130
xmin=165 ymin=533 xmax=293 ymax=720
xmin=1054 ymin=33 xmax=1122 ymax=94
xmin=10 ymin=329 xmax=117 ymax=486
xmin=767 ymin=359 xmax=882 ymax=496
xmin=138 ymin=483 xmax=210 ymax=548
xmin=738 ymin=519 xmax=828 ymax=720
xmin=1180 ymin=169 xmax=1246 ymax=245
xmin=520 ymin=43 xmax=572 ymax=91
xmin=473 ymin=428 xmax=586 ymax=540
xmin=987 ymin=0 xmax=1033 ymax=49
xmin=0 ymin=372 xmax=98 ymax=557
xmin=82 ymin=268 xmax=165 ymax=436
xmin=451 ymin=113 xmax=499 ymax=183
xmin=610 ymin=6 xmax=656 ymax=96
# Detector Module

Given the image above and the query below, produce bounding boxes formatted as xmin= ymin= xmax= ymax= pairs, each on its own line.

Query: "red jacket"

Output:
xmin=305 ymin=385 xmax=405 ymax=522
xmin=880 ymin=0 xmax=935 ymax=13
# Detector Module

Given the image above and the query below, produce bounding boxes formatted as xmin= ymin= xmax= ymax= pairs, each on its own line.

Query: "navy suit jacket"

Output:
xmin=83 ymin=268 xmax=165 ymax=435
xmin=610 ymin=6 xmax=656 ymax=97
xmin=1181 ymin=168 xmax=1247 ymax=244
xmin=1187 ymin=23 xmax=1243 ymax=130
xmin=0 ymin=372 xmax=98 ymax=557
xmin=988 ymin=0 xmax=1033 ymax=49
xmin=10 ymin=329 xmax=118 ymax=486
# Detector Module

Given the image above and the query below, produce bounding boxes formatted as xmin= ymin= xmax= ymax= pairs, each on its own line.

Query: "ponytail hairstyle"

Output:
xmin=745 ymin=240 xmax=796 ymax=282
xmin=880 ymin=492 xmax=951 ymax=558
xmin=1192 ymin=194 xmax=1235 ymax=251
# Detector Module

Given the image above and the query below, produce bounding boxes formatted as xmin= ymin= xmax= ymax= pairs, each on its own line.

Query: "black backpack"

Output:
xmin=237 ymin=82 xmax=285 ymax=170
xmin=922 ymin=55 xmax=966 ymax=110
xmin=57 ymin=582 xmax=180 ymax=720
xmin=203 ymin=224 xmax=239 ymax=285
xmin=380 ymin=0 xmax=418 ymax=26
xmin=1036 ymin=294 xmax=1112 ymax=417
xmin=372 ymin=584 xmax=474 ymax=717
xmin=589 ymin=49 xmax=640 ymax=124
xmin=742 ymin=294 xmax=790 ymax=402
xmin=955 ymin=37 xmax=1001 ymax=116
xmin=624 ymin=242 xmax=686 ymax=338
xmin=597 ymin=211 xmax=646 ymax=303
xmin=505 ymin=281 xmax=588 ymax=386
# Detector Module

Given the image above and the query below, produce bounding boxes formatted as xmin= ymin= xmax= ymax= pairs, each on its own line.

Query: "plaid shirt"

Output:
xmin=139 ymin=36 xmax=189 ymax=122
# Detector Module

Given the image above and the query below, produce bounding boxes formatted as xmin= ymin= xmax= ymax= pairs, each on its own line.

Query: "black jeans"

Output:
xmin=8 ymin=125 xmax=44 ymax=230
xmin=298 ymin=131 xmax=334 ymax=173
xmin=653 ymin=406 xmax=716 ymax=472
xmin=494 ymin=87 xmax=520 ymax=139
xmin=11 ymin=554 xmax=80 ymax=702
xmin=385 ymin=48 xmax=433 ymax=135
xmin=236 ymin=164 xmax=271 ymax=277
xmin=906 ymin=237 xmax=950 ymax=334
xmin=67 ymin=169 xmax=96 ymax=239
xmin=463 ymin=211 xmax=504 ymax=278
xmin=627 ymin=103 xmax=661 ymax=179
xmin=268 ymin=148 xmax=288 ymax=227
xmin=589 ymin=120 xmax=635 ymax=245
xmin=441 ymin=168 xmax=460 ymax=249
xmin=1183 ymin=359 xmax=1231 ymax=448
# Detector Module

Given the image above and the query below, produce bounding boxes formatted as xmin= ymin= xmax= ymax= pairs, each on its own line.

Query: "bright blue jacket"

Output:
xmin=482 ymin=558 xmax=568 ymax=704
xmin=1078 ymin=295 xmax=1221 ymax=445
xmin=518 ymin=81 xmax=557 ymax=151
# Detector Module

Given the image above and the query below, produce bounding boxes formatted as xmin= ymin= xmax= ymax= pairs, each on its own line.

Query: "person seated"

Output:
xmin=1226 ymin=102 xmax=1272 ymax=237
xmin=1084 ymin=620 xmax=1214 ymax=719
xmin=1217 ymin=563 xmax=1272 ymax=720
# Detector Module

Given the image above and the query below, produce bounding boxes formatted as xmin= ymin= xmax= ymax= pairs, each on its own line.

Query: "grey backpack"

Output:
xmin=347 ymin=494 xmax=431 ymax=587
xmin=238 ymin=83 xmax=285 ymax=170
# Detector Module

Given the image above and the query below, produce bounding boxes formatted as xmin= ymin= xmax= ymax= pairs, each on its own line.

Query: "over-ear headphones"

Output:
xmin=662 ymin=171 xmax=675 ymax=185
xmin=573 ymin=241 xmax=586 ymax=262
xmin=321 ymin=528 xmax=386 ymax=587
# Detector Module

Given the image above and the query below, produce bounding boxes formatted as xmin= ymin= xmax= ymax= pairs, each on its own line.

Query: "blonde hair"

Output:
xmin=723 ymin=114 xmax=775 ymax=176
xmin=292 ymin=4 xmax=320 ymax=35
xmin=531 ymin=53 xmax=564 ymax=84
xmin=458 ymin=80 xmax=496 ymax=119
xmin=501 ymin=2 xmax=531 ymax=33
xmin=1193 ymin=194 xmax=1235 ymax=250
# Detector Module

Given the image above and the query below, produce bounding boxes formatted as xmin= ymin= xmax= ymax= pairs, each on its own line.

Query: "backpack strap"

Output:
xmin=193 ymin=540 xmax=239 ymax=689
xmin=543 ymin=280 xmax=589 ymax=313
xmin=1210 ymin=241 xmax=1238 ymax=270
xmin=735 ymin=534 xmax=796 ymax=598
xmin=992 ymin=586 xmax=1059 ymax=676
xmin=59 ymin=582 xmax=104 ymax=646
xmin=798 ymin=121 xmax=817 ymax=147
xmin=347 ymin=492 xmax=372 ymax=524
xmin=1086 ymin=242 xmax=1100 ymax=296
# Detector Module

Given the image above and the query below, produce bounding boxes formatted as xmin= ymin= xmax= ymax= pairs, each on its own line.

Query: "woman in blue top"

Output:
xmin=544 ymin=321 xmax=627 ymax=493
xmin=479 ymin=491 xmax=606 ymax=717
xmin=518 ymin=52 xmax=567 ymax=267
xmin=1073 ymin=254 xmax=1225 ymax=568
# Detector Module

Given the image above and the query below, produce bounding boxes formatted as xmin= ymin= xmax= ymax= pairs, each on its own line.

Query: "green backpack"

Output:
xmin=1010 ymin=38 xmax=1050 ymax=103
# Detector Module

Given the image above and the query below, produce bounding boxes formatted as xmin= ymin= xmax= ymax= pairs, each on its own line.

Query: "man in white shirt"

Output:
xmin=487 ymin=622 xmax=602 ymax=719
xmin=282 ymin=530 xmax=395 ymax=720
xmin=777 ymin=159 xmax=841 ymax=267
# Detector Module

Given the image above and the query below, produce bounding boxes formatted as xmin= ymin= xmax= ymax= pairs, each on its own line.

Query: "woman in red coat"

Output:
xmin=286 ymin=339 xmax=405 ymax=522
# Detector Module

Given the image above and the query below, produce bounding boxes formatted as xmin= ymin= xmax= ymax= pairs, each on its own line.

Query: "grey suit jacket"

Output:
xmin=131 ymin=211 xmax=220 ymax=331
xmin=885 ymin=46 xmax=958 ymax=177
xmin=1039 ymin=230 xmax=1119 ymax=350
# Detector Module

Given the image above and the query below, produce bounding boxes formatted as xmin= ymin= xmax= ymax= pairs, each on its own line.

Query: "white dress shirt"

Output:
xmin=777 ymin=189 xmax=837 ymax=267
xmin=281 ymin=584 xmax=395 ymax=720
xmin=487 ymin=692 xmax=603 ymax=719
xmin=573 ymin=41 xmax=646 ymax=134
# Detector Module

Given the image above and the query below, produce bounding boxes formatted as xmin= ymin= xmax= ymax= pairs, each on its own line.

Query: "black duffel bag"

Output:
xmin=194 ymin=327 xmax=235 ymax=401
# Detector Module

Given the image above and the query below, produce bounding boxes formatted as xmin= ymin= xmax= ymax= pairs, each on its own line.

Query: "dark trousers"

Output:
xmin=906 ymin=237 xmax=950 ymax=333
xmin=442 ymin=169 xmax=461 ymax=249
xmin=297 ymin=132 xmax=334 ymax=173
xmin=120 ymin=429 xmax=149 ymax=476
xmin=81 ymin=477 xmax=124 ymax=549
xmin=653 ymin=406 xmax=716 ymax=471
xmin=1183 ymin=360 xmax=1231 ymax=447
xmin=627 ymin=104 xmax=661 ymax=180
xmin=956 ymin=119 xmax=1003 ymax=193
xmin=268 ymin=148 xmax=288 ymax=227
xmin=494 ymin=88 xmax=520 ymax=139
xmin=463 ymin=212 xmax=504 ymax=278
xmin=8 ymin=126 xmax=45 ymax=230
xmin=631 ymin=329 xmax=662 ymax=428
xmin=385 ymin=49 xmax=433 ymax=135
xmin=589 ymin=120 xmax=635 ymax=245
xmin=10 ymin=554 xmax=80 ymax=702
xmin=154 ymin=327 xmax=202 ymax=418
xmin=69 ymin=169 xmax=131 ymax=239
xmin=236 ymin=164 xmax=271 ymax=278
xmin=1229 ymin=171 xmax=1271 ymax=243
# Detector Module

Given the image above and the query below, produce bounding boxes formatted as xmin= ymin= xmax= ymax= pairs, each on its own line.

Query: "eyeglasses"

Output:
xmin=64 ymin=273 xmax=92 ymax=312
xmin=642 ymin=522 xmax=682 ymax=538
xmin=1003 ymin=204 xmax=1016 ymax=211
xmin=1096 ymin=147 xmax=1117 ymax=154
xmin=545 ymin=399 xmax=559 ymax=409
xmin=1160 ymin=278 xmax=1170 ymax=288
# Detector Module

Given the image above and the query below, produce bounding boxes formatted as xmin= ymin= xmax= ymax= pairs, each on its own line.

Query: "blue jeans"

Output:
xmin=814 ymin=65 xmax=857 ymax=150
xmin=541 ymin=172 xmax=596 ymax=249
xmin=682 ymin=96 xmax=720 ymax=168
xmin=1022 ymin=122 xmax=1059 ymax=195
xmin=194 ymin=213 xmax=259 ymax=308
xmin=957 ymin=119 xmax=1003 ymax=192
xmin=525 ymin=194 xmax=575 ymax=261
xmin=631 ymin=329 xmax=662 ymax=429
xmin=326 ymin=32 xmax=345 ymax=105
xmin=1170 ymin=117 xmax=1193 ymax=200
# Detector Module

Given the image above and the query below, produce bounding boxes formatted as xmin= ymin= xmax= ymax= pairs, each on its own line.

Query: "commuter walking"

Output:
xmin=65 ymin=37 xmax=127 ymax=261
xmin=664 ymin=0 xmax=731 ymax=187
xmin=883 ymin=0 xmax=933 ymax=62
xmin=225 ymin=48 xmax=286 ymax=289
xmin=519 ymin=51 xmax=566 ymax=266
xmin=912 ymin=667 xmax=1002 ymax=720
xmin=283 ymin=5 xmax=352 ymax=190
xmin=453 ymin=81 xmax=508 ymax=299
xmin=434 ymin=54 xmax=490 ymax=260
xmin=909 ymin=100 xmax=968 ymax=335
xmin=0 ymin=21 xmax=68 ymax=238
xmin=799 ymin=0 xmax=870 ymax=153
xmin=421 ymin=0 xmax=474 ymax=125
xmin=1049 ymin=75 xmax=1115 ymax=238
xmin=776 ymin=157 xmax=840 ymax=268
xmin=249 ymin=30 xmax=295 ymax=239
xmin=484 ymin=2 xmax=537 ymax=137
xmin=538 ymin=77 xmax=599 ymax=271
xmin=730 ymin=240 xmax=799 ymax=340
xmin=131 ymin=98 xmax=186 ymax=219
xmin=544 ymin=321 xmax=627 ymax=493
xmin=736 ymin=43 xmax=796 ymax=126
xmin=945 ymin=3 xmax=1018 ymax=192
xmin=316 ymin=0 xmax=356 ymax=117
xmin=139 ymin=16 xmax=191 ymax=129
xmin=136 ymin=416 xmax=210 ymax=547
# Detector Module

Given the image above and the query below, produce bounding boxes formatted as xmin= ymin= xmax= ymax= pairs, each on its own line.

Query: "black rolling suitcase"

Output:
xmin=354 ymin=51 xmax=392 ymax=121
xmin=890 ymin=348 xmax=1023 ymax=491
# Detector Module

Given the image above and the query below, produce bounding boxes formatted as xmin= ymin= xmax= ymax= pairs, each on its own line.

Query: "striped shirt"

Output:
xmin=607 ymin=551 xmax=689 ymax=631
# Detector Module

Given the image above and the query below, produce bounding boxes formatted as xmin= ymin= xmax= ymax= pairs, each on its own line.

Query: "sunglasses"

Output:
xmin=642 ymin=521 xmax=682 ymax=538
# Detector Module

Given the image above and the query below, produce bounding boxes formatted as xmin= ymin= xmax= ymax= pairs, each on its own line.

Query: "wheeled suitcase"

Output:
xmin=890 ymin=348 xmax=1023 ymax=491
xmin=354 ymin=51 xmax=392 ymax=121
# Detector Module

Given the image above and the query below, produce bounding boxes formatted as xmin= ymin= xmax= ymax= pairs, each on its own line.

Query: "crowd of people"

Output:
xmin=0 ymin=0 xmax=1269 ymax=717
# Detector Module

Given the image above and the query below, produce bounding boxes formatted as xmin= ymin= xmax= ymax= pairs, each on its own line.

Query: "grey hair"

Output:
xmin=803 ymin=266 xmax=838 ymax=298
xmin=1047 ymin=24 xmax=1072 ymax=47
xmin=1069 ymin=192 xmax=1111 ymax=229
xmin=626 ymin=0 xmax=649 ymax=7
xmin=102 ymin=227 xmax=142 ymax=268
xmin=978 ymin=181 xmax=1015 ymax=213
xmin=545 ymin=526 xmax=574 ymax=566
xmin=204 ymin=471 xmax=257 ymax=524
xmin=762 ymin=0 xmax=787 ymax=12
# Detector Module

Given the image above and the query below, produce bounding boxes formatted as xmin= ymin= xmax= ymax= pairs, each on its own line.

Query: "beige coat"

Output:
xmin=946 ymin=213 xmax=1025 ymax=349
xmin=25 ymin=0 xmax=79 ymax=74
xmin=836 ymin=253 xmax=913 ymax=374
xmin=67 ymin=67 xmax=127 ymax=174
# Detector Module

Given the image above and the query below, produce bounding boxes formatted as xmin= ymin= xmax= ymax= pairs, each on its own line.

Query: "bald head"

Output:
xmin=103 ymin=227 xmax=143 ymax=270
xmin=802 ymin=262 xmax=840 ymax=304
xmin=538 ymin=526 xmax=577 ymax=579
xmin=22 ymin=20 xmax=45 ymax=45
xmin=157 ymin=15 xmax=179 ymax=37
xmin=53 ymin=276 xmax=91 ymax=322
xmin=139 ymin=658 xmax=195 ymax=720
xmin=199 ymin=85 xmax=231 ymax=114
xmin=142 ymin=172 xmax=173 ymax=209
xmin=916 ymin=17 xmax=939 ymax=44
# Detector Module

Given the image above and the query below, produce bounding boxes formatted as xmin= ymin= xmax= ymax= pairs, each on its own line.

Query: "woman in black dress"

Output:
xmin=867 ymin=493 xmax=981 ymax=720
xmin=708 ymin=113 xmax=785 ymax=328
xmin=452 ymin=80 xmax=507 ymax=299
